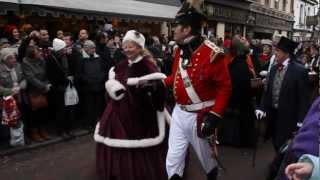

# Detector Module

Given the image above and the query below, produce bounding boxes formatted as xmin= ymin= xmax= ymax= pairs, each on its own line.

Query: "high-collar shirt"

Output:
xmin=128 ymin=56 xmax=143 ymax=66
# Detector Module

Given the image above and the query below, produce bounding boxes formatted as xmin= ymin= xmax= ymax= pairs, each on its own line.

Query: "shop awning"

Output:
xmin=0 ymin=0 xmax=18 ymax=3
xmin=0 ymin=0 xmax=19 ymax=14
xmin=19 ymin=0 xmax=179 ymax=20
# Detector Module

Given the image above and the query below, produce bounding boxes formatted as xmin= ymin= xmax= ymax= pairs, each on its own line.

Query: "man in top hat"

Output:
xmin=164 ymin=0 xmax=232 ymax=179
xmin=256 ymin=36 xmax=311 ymax=152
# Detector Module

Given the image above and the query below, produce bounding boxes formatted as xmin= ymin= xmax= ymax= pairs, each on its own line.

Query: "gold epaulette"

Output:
xmin=204 ymin=40 xmax=224 ymax=63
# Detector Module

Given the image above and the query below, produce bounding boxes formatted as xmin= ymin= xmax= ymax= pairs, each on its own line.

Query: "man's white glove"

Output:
xmin=259 ymin=70 xmax=268 ymax=77
xmin=67 ymin=76 xmax=74 ymax=81
xmin=255 ymin=109 xmax=266 ymax=120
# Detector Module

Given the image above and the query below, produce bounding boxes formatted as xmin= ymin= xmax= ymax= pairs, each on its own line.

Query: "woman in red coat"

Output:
xmin=95 ymin=30 xmax=168 ymax=180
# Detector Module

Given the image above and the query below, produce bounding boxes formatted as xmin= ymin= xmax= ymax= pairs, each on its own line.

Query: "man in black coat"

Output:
xmin=256 ymin=37 xmax=311 ymax=152
xmin=47 ymin=38 xmax=76 ymax=137
xmin=77 ymin=40 xmax=107 ymax=130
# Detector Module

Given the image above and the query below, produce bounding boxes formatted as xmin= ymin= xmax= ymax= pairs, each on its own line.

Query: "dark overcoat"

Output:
xmin=262 ymin=60 xmax=311 ymax=149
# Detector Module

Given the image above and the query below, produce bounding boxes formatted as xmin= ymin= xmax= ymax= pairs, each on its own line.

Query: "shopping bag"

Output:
xmin=10 ymin=121 xmax=25 ymax=147
xmin=64 ymin=81 xmax=79 ymax=106
xmin=1 ymin=96 xmax=21 ymax=127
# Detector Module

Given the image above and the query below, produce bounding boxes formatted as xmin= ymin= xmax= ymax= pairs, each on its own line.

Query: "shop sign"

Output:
xmin=205 ymin=3 xmax=248 ymax=24
xmin=255 ymin=14 xmax=292 ymax=31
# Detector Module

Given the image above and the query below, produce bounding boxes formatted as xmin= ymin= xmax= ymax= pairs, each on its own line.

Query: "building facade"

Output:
xmin=247 ymin=0 xmax=295 ymax=40
xmin=0 ymin=0 xmax=180 ymax=38
xmin=202 ymin=0 xmax=295 ymax=41
xmin=293 ymin=0 xmax=318 ymax=42
xmin=202 ymin=0 xmax=252 ymax=40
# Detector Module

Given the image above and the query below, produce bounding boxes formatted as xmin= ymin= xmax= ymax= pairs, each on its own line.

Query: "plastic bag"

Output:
xmin=64 ymin=81 xmax=79 ymax=106
xmin=1 ymin=96 xmax=21 ymax=127
xmin=10 ymin=121 xmax=25 ymax=147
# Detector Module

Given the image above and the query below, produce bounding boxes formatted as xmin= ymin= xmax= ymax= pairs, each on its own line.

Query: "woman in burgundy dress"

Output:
xmin=95 ymin=30 xmax=168 ymax=180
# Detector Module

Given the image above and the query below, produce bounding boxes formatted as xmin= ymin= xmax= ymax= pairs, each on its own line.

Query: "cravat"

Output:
xmin=277 ymin=63 xmax=284 ymax=72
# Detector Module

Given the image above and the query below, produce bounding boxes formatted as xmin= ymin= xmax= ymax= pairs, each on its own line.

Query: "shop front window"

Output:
xmin=282 ymin=0 xmax=287 ymax=12
xmin=274 ymin=0 xmax=279 ymax=10
xmin=265 ymin=0 xmax=270 ymax=7
xmin=225 ymin=23 xmax=243 ymax=38
xmin=299 ymin=4 xmax=304 ymax=25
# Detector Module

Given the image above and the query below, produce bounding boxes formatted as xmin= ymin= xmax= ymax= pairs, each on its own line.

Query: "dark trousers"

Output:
xmin=266 ymin=108 xmax=281 ymax=152
xmin=28 ymin=107 xmax=49 ymax=129
xmin=83 ymin=91 xmax=105 ymax=127
xmin=54 ymin=91 xmax=76 ymax=133
xmin=239 ymin=107 xmax=255 ymax=148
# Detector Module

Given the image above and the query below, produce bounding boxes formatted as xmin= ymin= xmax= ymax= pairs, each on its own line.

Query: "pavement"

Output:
xmin=0 ymin=134 xmax=275 ymax=180
xmin=0 ymin=129 xmax=90 ymax=156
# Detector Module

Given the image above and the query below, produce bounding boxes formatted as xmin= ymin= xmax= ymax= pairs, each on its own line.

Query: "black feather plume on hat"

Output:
xmin=175 ymin=0 xmax=206 ymax=34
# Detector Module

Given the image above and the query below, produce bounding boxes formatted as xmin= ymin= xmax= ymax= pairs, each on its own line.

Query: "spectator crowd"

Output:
xmin=0 ymin=24 xmax=319 ymax=180
xmin=0 ymin=25 xmax=175 ymax=148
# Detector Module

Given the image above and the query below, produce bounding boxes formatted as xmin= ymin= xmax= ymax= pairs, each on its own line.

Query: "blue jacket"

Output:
xmin=298 ymin=154 xmax=320 ymax=180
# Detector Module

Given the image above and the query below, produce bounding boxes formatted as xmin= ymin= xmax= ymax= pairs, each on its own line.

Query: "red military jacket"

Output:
xmin=164 ymin=40 xmax=232 ymax=117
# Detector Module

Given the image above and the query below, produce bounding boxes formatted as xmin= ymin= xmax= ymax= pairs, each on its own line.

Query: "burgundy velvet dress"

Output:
xmin=96 ymin=56 xmax=167 ymax=180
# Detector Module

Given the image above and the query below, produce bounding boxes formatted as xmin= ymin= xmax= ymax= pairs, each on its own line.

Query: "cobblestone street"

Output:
xmin=0 ymin=135 xmax=274 ymax=180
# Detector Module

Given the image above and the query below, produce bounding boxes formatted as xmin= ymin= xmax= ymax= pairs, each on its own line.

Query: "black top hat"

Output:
xmin=175 ymin=0 xmax=206 ymax=34
xmin=275 ymin=36 xmax=298 ymax=55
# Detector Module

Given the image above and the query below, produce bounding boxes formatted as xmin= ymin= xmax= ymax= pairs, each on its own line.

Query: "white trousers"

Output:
xmin=166 ymin=105 xmax=217 ymax=178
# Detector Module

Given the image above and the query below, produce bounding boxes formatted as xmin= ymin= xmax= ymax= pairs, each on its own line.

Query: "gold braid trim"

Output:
xmin=204 ymin=40 xmax=224 ymax=63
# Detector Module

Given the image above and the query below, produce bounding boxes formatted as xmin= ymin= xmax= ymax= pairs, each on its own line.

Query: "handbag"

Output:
xmin=29 ymin=93 xmax=48 ymax=111
xmin=1 ymin=96 xmax=21 ymax=127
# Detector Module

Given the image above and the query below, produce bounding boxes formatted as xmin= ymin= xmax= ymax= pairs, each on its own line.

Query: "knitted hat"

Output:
xmin=52 ymin=38 xmax=66 ymax=52
xmin=0 ymin=48 xmax=16 ymax=62
xmin=122 ymin=30 xmax=145 ymax=49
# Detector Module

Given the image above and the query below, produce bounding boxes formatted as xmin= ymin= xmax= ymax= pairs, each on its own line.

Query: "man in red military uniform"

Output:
xmin=164 ymin=0 xmax=232 ymax=180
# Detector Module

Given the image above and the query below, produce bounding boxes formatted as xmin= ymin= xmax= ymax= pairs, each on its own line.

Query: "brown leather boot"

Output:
xmin=39 ymin=128 xmax=50 ymax=140
xmin=30 ymin=129 xmax=44 ymax=142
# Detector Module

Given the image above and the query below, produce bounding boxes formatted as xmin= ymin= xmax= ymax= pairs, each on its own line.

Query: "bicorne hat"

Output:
xmin=275 ymin=36 xmax=298 ymax=55
xmin=175 ymin=0 xmax=206 ymax=34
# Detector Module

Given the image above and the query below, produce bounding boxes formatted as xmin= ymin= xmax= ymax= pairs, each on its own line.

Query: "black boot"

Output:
xmin=207 ymin=167 xmax=218 ymax=180
xmin=170 ymin=174 xmax=182 ymax=180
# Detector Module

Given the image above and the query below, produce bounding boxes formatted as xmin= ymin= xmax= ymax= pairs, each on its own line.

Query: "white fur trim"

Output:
xmin=94 ymin=111 xmax=166 ymax=148
xmin=127 ymin=77 xmax=140 ymax=86
xmin=164 ymin=108 xmax=172 ymax=125
xmin=108 ymin=67 xmax=116 ymax=79
xmin=105 ymin=79 xmax=126 ymax=101
xmin=127 ymin=72 xmax=167 ymax=86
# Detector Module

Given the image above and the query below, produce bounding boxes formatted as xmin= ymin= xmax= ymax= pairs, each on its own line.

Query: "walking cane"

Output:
xmin=252 ymin=115 xmax=262 ymax=167
xmin=208 ymin=133 xmax=227 ymax=172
